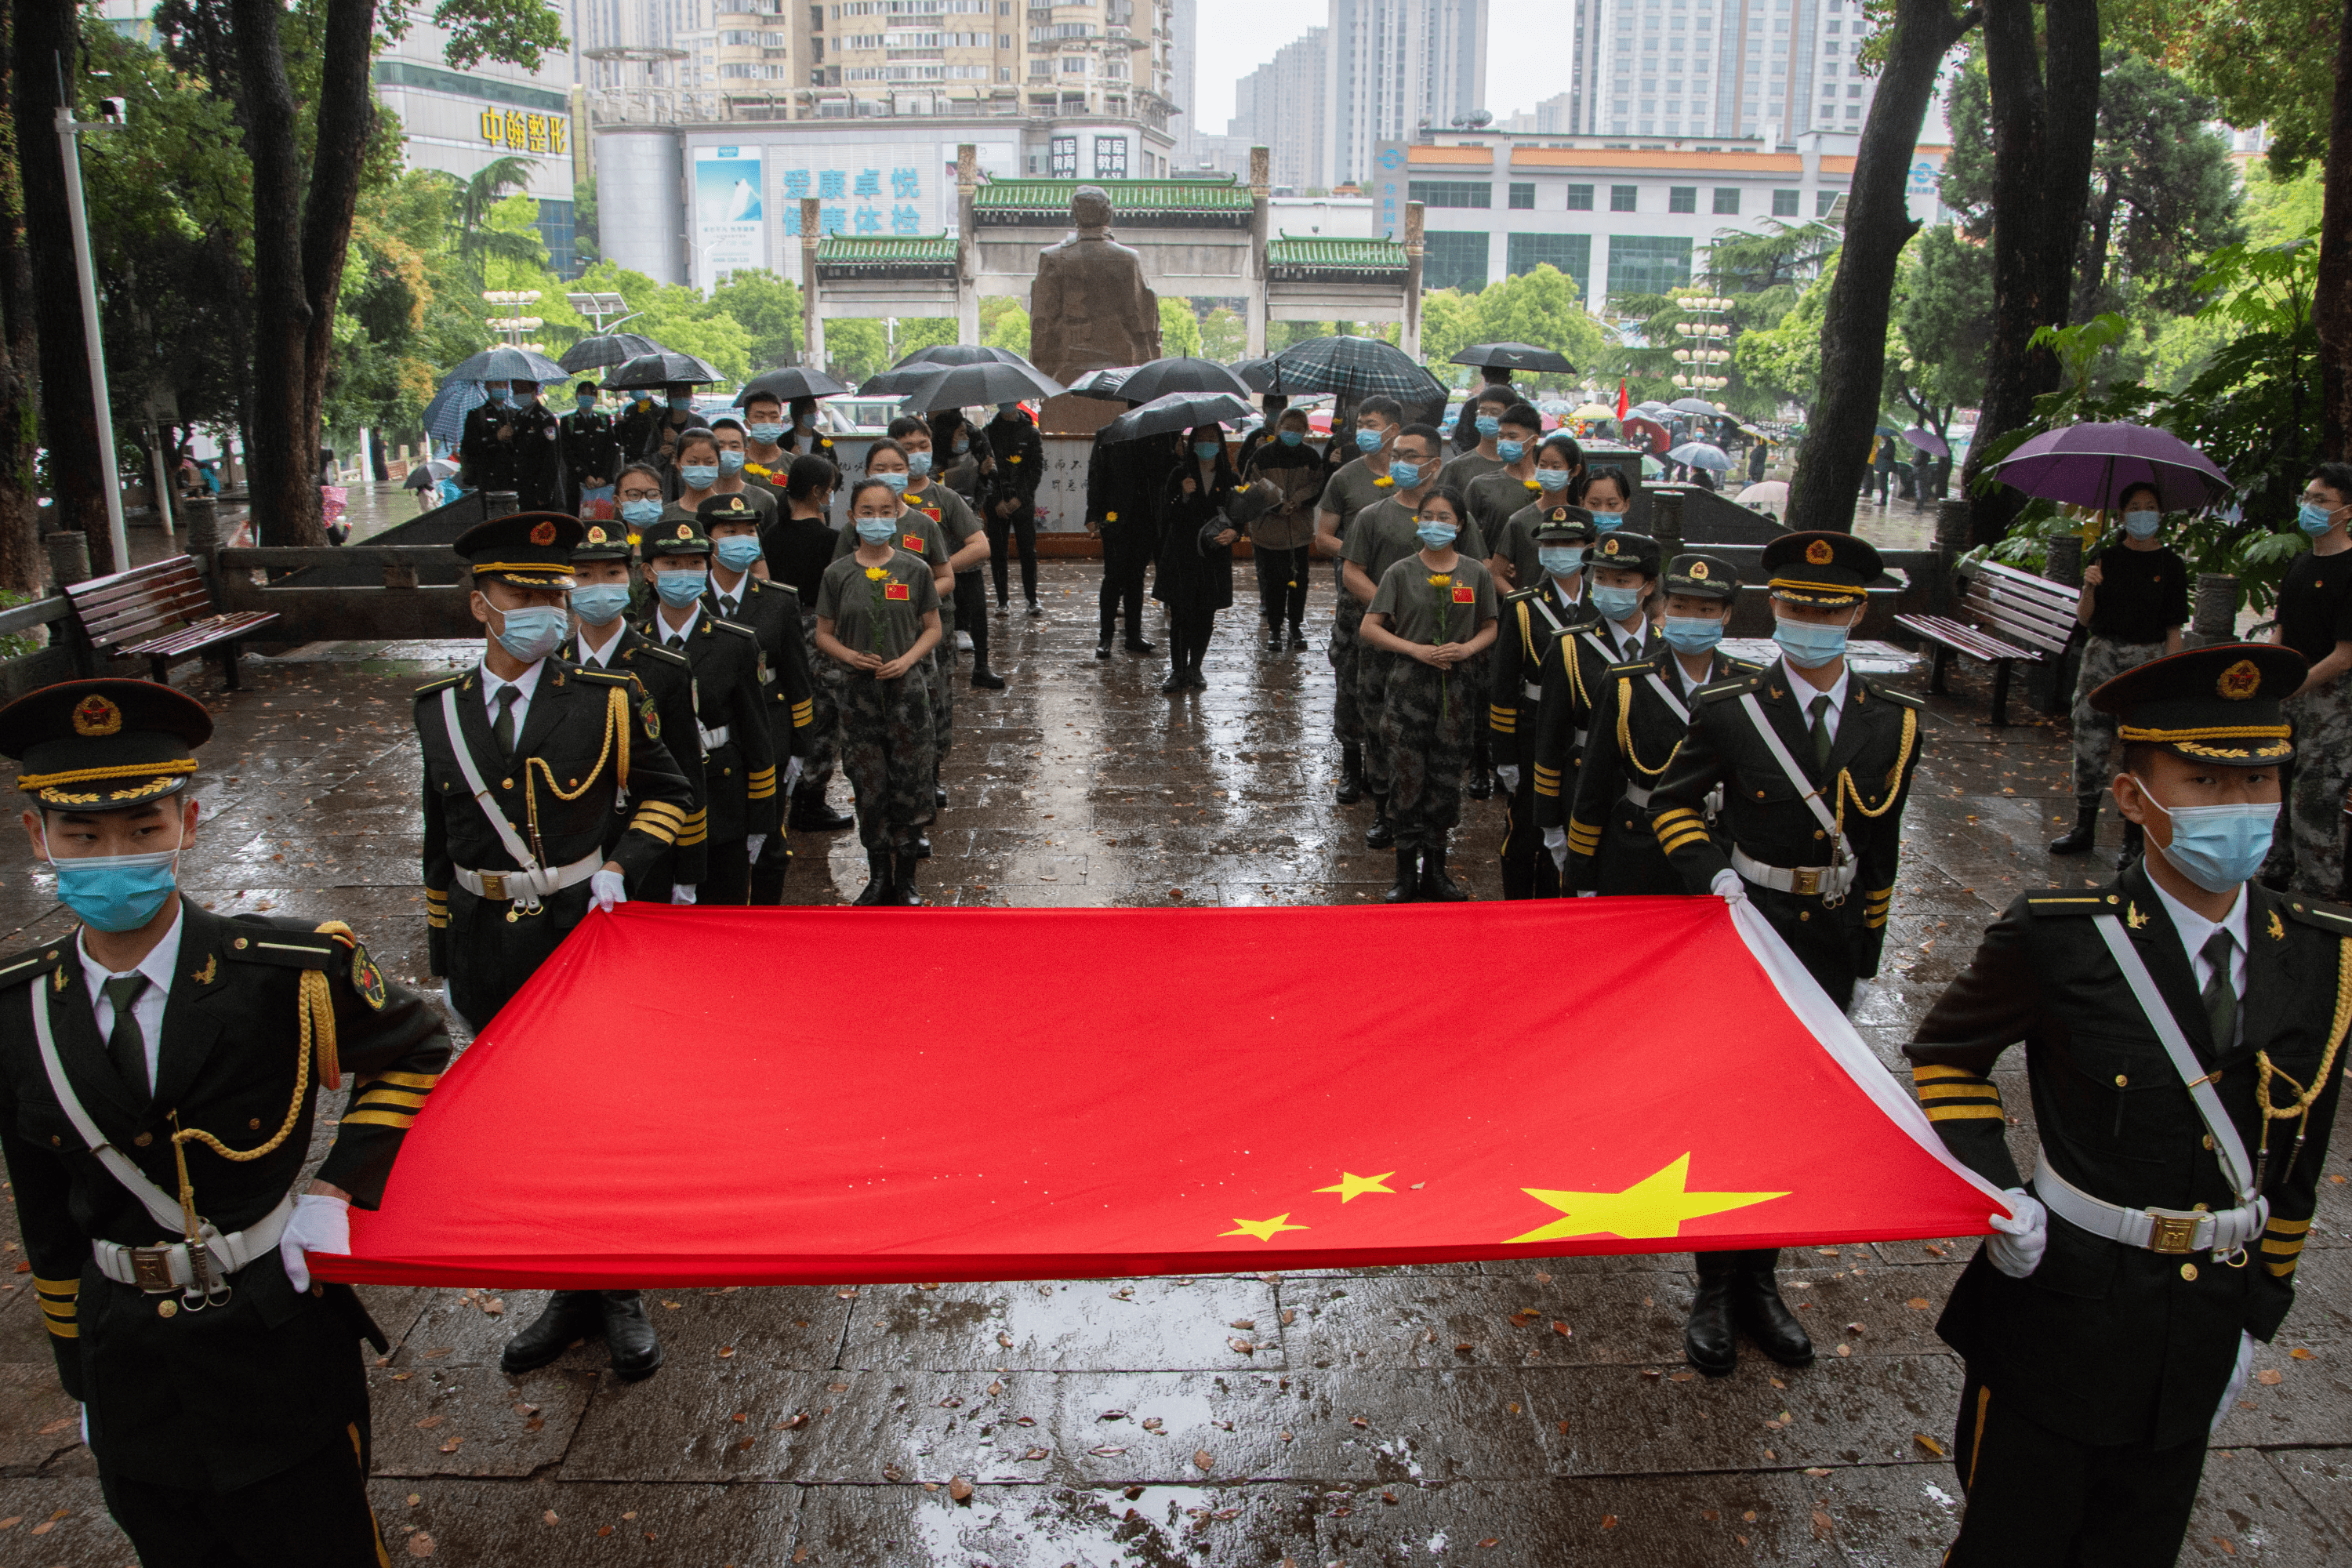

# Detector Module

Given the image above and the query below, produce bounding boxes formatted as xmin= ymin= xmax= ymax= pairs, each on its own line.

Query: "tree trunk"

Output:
xmin=0 ymin=0 xmax=44 ymax=592
xmin=2318 ymin=0 xmax=2352 ymax=462
xmin=15 ymin=0 xmax=113 ymax=572
xmin=228 ymin=0 xmax=321 ymax=546
xmin=2074 ymin=180 xmax=2117 ymax=322
xmin=297 ymin=0 xmax=376 ymax=481
xmin=1959 ymin=0 xmax=2101 ymax=546
xmin=1785 ymin=0 xmax=1976 ymax=534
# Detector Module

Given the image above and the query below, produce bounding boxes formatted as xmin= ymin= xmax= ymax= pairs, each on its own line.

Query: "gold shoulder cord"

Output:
xmin=167 ymin=960 xmax=339 ymax=1234
xmin=1616 ymin=675 xmax=1682 ymax=782
xmin=2253 ymin=935 xmax=2351 ymax=1177
xmin=1518 ymin=601 xmax=1536 ymax=664
xmin=1831 ymin=705 xmax=1918 ymax=840
xmin=520 ymin=683 xmax=629 ymax=854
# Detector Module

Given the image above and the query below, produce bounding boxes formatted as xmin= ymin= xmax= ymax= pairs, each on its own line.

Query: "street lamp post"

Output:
xmin=56 ymin=88 xmax=129 ymax=572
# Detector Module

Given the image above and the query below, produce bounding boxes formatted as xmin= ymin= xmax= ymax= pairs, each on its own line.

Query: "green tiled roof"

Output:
xmin=1267 ymin=235 xmax=1409 ymax=272
xmin=815 ymin=234 xmax=959 ymax=263
xmin=972 ymin=177 xmax=1256 ymax=216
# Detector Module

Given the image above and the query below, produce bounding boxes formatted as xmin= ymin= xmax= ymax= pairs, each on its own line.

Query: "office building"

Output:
xmin=1501 ymin=93 xmax=1574 ymax=134
xmin=1324 ymin=0 xmax=1490 ymax=186
xmin=1567 ymin=0 xmax=1879 ymax=143
xmin=1226 ymin=25 xmax=1329 ymax=191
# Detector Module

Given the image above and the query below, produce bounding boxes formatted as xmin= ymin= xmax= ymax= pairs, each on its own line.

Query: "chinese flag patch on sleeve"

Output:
xmin=884 ymin=582 xmax=911 ymax=601
xmin=1453 ymin=584 xmax=1477 ymax=603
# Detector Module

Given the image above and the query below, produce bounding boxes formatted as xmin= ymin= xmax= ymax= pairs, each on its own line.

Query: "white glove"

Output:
xmin=1495 ymin=764 xmax=1521 ymax=793
xmin=1984 ymin=1188 xmax=2047 ymax=1279
xmin=1577 ymin=890 xmax=1597 ymax=898
xmin=2214 ymin=1330 xmax=2256 ymax=1432
xmin=1542 ymin=826 xmax=1568 ymax=874
xmin=278 ymin=1192 xmax=350 ymax=1294
xmin=1709 ymin=867 xmax=1748 ymax=903
xmin=590 ymin=867 xmax=628 ymax=913
xmin=782 ymin=757 xmax=803 ymax=794
xmin=670 ymin=883 xmax=699 ymax=906
xmin=746 ymin=833 xmax=768 ymax=863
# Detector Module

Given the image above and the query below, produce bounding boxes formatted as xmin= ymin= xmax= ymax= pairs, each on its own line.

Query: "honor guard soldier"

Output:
xmin=559 ymin=519 xmax=710 ymax=901
xmin=1646 ymin=529 xmax=1926 ymax=1377
xmin=1908 ymin=644 xmax=2346 ymax=1565
xmin=2 ymin=679 xmax=449 ymax=1563
xmin=640 ymin=510 xmax=780 ymax=906
xmin=1531 ymin=529 xmax=1661 ymax=879
xmin=699 ymin=492 xmax=815 ymax=902
xmin=1487 ymin=507 xmax=1595 ymax=899
xmin=1566 ymin=552 xmax=1756 ymax=896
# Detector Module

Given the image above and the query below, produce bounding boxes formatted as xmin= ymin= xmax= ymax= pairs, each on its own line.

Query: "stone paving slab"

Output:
xmin=838 ymin=1276 xmax=1283 ymax=1372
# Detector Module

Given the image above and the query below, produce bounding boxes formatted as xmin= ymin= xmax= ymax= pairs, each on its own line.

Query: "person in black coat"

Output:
xmin=982 ymin=402 xmax=1045 ymax=613
xmin=1088 ymin=427 xmax=1178 ymax=658
xmin=1152 ymin=423 xmax=1240 ymax=693
xmin=560 ymin=380 xmax=619 ymax=515
xmin=458 ymin=378 xmax=565 ymax=510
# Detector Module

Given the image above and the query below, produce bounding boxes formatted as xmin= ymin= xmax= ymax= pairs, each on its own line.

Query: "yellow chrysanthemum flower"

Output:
xmin=1427 ymin=573 xmax=1452 ymax=587
xmin=865 ymin=566 xmax=887 ymax=581
xmin=1373 ymin=476 xmax=1396 ymax=488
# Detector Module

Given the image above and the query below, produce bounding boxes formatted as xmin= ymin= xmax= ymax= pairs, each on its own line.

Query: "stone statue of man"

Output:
xmin=1029 ymin=185 xmax=1162 ymax=383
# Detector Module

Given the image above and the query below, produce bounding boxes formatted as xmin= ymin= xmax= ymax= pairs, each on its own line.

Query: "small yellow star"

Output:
xmin=1221 ymin=1214 xmax=1308 ymax=1242
xmin=1314 ymin=1171 xmax=1397 ymax=1203
xmin=1505 ymin=1154 xmax=1788 ymax=1244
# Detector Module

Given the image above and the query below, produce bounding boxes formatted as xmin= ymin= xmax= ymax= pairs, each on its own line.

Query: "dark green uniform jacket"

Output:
xmin=0 ymin=904 xmax=448 ymax=1490
xmin=1486 ymin=578 xmax=1585 ymax=774
xmin=1568 ymin=646 xmax=1755 ymax=895
xmin=557 ymin=625 xmax=709 ymax=892
xmin=704 ymin=575 xmax=816 ymax=764
xmin=1530 ymin=619 xmax=1651 ymax=830
xmin=1907 ymin=866 xmax=2349 ymax=1449
xmin=635 ymin=607 xmax=779 ymax=847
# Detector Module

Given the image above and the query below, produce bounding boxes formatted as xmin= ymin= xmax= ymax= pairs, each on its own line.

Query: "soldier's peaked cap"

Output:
xmin=644 ymin=512 xmax=713 ymax=556
xmin=2088 ymin=642 xmax=2303 ymax=766
xmin=696 ymin=492 xmax=761 ymax=526
xmin=455 ymin=511 xmax=582 ymax=589
xmin=1530 ymin=506 xmax=1598 ymax=544
xmin=1665 ymin=551 xmax=1740 ymax=601
xmin=1589 ymin=530 xmax=1661 ymax=574
xmin=1762 ymin=530 xmax=1881 ymax=605
xmin=571 ymin=519 xmax=634 ymax=561
xmin=2 ymin=679 xmax=211 ymax=811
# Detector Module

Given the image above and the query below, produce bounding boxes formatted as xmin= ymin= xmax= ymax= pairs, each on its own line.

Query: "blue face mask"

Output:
xmin=655 ymin=568 xmax=708 ymax=608
xmin=1535 ymin=467 xmax=1572 ymax=492
xmin=1416 ymin=521 xmax=1458 ymax=550
xmin=575 ymin=394 xmax=596 ymax=411
xmin=2299 ymin=501 xmax=2337 ymax=535
xmin=1592 ymin=583 xmax=1644 ymax=621
xmin=855 ymin=518 xmax=899 ymax=544
xmin=713 ymin=535 xmax=764 ymax=572
xmin=1475 ymin=415 xmax=1501 ymax=439
xmin=681 ymin=463 xmax=720 ymax=490
xmin=2122 ymin=510 xmax=2162 ymax=539
xmin=1662 ymin=615 xmax=1724 ymax=654
xmin=49 ymin=843 xmax=180 ymax=934
xmin=953 ymin=437 xmax=969 ymax=454
xmin=718 ymin=449 xmax=746 ymax=473
xmin=1497 ymin=439 xmax=1526 ymax=463
xmin=494 ymin=603 xmax=568 ymax=663
xmin=1773 ymin=615 xmax=1849 ymax=670
xmin=487 ymin=387 xmax=512 ymax=406
xmin=906 ymin=451 xmax=934 ymax=477
xmin=1538 ymin=546 xmax=1585 ymax=577
xmin=1356 ymin=427 xmax=1383 ymax=453
xmin=1194 ymin=441 xmax=1223 ymax=461
xmin=1591 ymin=507 xmax=1626 ymax=532
xmin=2135 ymin=779 xmax=2278 ymax=893
xmin=1278 ymin=430 xmax=1305 ymax=447
xmin=669 ymin=394 xmax=694 ymax=412
xmin=747 ymin=423 xmax=785 ymax=444
xmin=875 ymin=471 xmax=907 ymax=495
xmin=619 ymin=498 xmax=662 ymax=528
xmin=1388 ymin=460 xmax=1421 ymax=490
xmin=570 ymin=583 xmax=633 ymax=625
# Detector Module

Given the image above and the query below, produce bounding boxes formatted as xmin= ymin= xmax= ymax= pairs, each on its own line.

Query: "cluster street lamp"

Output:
xmin=1670 ymin=292 xmax=1732 ymax=394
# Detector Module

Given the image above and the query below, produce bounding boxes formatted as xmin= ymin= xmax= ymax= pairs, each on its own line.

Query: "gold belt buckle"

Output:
xmin=2146 ymin=1211 xmax=2201 ymax=1254
xmin=129 ymin=1246 xmax=178 ymax=1294
xmin=478 ymin=870 xmax=506 ymax=901
xmin=1790 ymin=866 xmax=1821 ymax=897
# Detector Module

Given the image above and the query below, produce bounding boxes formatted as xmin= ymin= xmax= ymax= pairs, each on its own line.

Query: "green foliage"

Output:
xmin=383 ymin=0 xmax=568 ymax=71
xmin=1886 ymin=226 xmax=1993 ymax=435
xmin=1158 ymin=296 xmax=1203 ymax=358
xmin=981 ymin=296 xmax=1031 ymax=357
xmin=707 ymin=270 xmax=804 ymax=369
xmin=1199 ymin=307 xmax=1247 ymax=361
xmin=2106 ymin=0 xmax=2331 ymax=178
xmin=1733 ymin=252 xmax=1837 ymax=408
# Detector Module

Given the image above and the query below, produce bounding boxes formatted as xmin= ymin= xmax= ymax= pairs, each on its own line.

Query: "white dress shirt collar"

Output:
xmin=2145 ymin=869 xmax=2250 ymax=1000
xmin=480 ymin=657 xmax=544 ymax=735
xmin=1781 ymin=659 xmax=1850 ymax=743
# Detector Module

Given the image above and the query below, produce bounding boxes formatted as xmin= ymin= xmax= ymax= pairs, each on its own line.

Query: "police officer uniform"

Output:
xmin=1646 ymin=531 xmax=1925 ymax=1377
xmin=698 ymin=493 xmax=816 ymax=904
xmin=1908 ymin=644 xmax=2345 ymax=1564
xmin=559 ymin=387 xmax=619 ymax=514
xmin=1 ymin=680 xmax=449 ymax=1565
xmin=1487 ymin=507 xmax=1595 ymax=900
xmin=459 ymin=390 xmax=564 ymax=511
xmin=638 ymin=512 xmax=779 ymax=906
xmin=557 ymin=520 xmax=710 ymax=900
xmin=1566 ymin=552 xmax=1755 ymax=896
xmin=1530 ymin=530 xmax=1661 ymax=866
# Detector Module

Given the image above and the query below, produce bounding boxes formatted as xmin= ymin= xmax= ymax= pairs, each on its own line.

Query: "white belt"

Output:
xmin=453 ymin=849 xmax=602 ymax=906
xmin=1522 ymin=680 xmax=1543 ymax=702
xmin=93 ymin=1192 xmax=295 ymax=1294
xmin=699 ymin=723 xmax=731 ymax=749
xmin=1730 ymin=846 xmax=1857 ymax=899
xmin=2033 ymin=1156 xmax=2267 ymax=1259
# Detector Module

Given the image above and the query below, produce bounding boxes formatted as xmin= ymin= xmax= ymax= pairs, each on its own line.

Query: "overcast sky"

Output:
xmin=1194 ymin=0 xmax=1572 ymax=136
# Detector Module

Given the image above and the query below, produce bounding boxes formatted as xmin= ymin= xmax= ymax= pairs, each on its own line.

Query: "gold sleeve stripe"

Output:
xmin=34 ymin=1275 xmax=78 ymax=1297
xmin=1867 ymin=910 xmax=1889 ymax=930
xmin=43 ymin=1318 xmax=75 ymax=1340
xmin=1657 ymin=829 xmax=1711 ymax=855
xmin=628 ymin=815 xmax=678 ymax=844
xmin=40 ymin=1298 xmax=76 ymax=1323
xmin=2261 ymin=1236 xmax=2306 ymax=1256
xmin=355 ymin=1088 xmax=431 ymax=1110
xmin=1534 ymin=781 xmax=1559 ymax=797
xmin=2266 ymin=1217 xmax=2312 ymax=1235
xmin=1915 ymin=1083 xmax=1999 ymax=1102
xmin=633 ymin=802 xmax=688 ymax=826
xmin=2267 ymin=1258 xmax=2302 ymax=1278
xmin=424 ymin=888 xmax=448 ymax=902
xmin=678 ymin=823 xmax=709 ymax=847
xmin=426 ymin=913 xmax=450 ymax=929
xmin=1926 ymin=1104 xmax=2005 ymax=1122
xmin=748 ymin=766 xmax=777 ymax=780
xmin=748 ymin=782 xmax=778 ymax=800
xmin=361 ymin=1070 xmax=442 ymax=1090
xmin=342 ymin=1109 xmax=419 ymax=1131
xmin=1911 ymin=1064 xmax=1976 ymax=1083
xmin=1653 ymin=808 xmax=1701 ymax=829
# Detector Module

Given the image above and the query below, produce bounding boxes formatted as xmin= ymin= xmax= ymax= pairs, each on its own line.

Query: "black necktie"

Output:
xmin=2201 ymin=930 xmax=2238 ymax=1048
xmin=1809 ymin=693 xmax=1834 ymax=771
xmin=492 ymin=684 xmax=520 ymax=759
xmin=102 ymin=974 xmax=151 ymax=1108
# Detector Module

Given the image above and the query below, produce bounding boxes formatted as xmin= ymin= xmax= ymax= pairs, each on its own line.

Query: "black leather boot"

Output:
xmin=1288 ymin=619 xmax=1307 ymax=652
xmin=2118 ymin=816 xmax=2145 ymax=866
xmin=1732 ymin=1250 xmax=1814 ymax=1367
xmin=1096 ymin=608 xmax=1116 ymax=659
xmin=1364 ymin=793 xmax=1396 ymax=850
xmin=599 ymin=1290 xmax=663 ymax=1382
xmin=1384 ymin=846 xmax=1421 ymax=903
xmin=500 ymin=1290 xmax=599 ymax=1374
xmin=971 ymin=662 xmax=1006 ymax=690
xmin=1467 ymin=735 xmax=1494 ymax=800
xmin=853 ymin=848 xmax=893 ymax=906
xmin=1160 ymin=662 xmax=1188 ymax=694
xmin=1123 ymin=607 xmax=1156 ymax=655
xmin=789 ymin=789 xmax=855 ymax=832
xmin=749 ymin=849 xmax=789 ymax=906
xmin=2049 ymin=791 xmax=2100 ymax=854
xmin=1336 ymin=742 xmax=1365 ymax=804
xmin=1683 ymin=1255 xmax=1738 ymax=1377
xmin=1265 ymin=620 xmax=1284 ymax=653
xmin=913 ymin=834 xmax=933 ymax=859
xmin=1419 ymin=839 xmax=1468 ymax=902
xmin=892 ymin=848 xmax=923 ymax=906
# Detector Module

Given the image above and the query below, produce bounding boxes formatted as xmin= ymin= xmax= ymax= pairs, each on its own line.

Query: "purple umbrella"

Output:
xmin=1901 ymin=426 xmax=1950 ymax=459
xmin=1990 ymin=422 xmax=2228 ymax=511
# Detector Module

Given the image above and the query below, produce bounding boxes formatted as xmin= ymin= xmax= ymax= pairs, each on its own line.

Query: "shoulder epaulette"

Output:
xmin=573 ymin=667 xmax=630 ymax=685
xmin=2024 ymin=891 xmax=2117 ymax=916
xmin=2283 ymin=895 xmax=2352 ymax=935
xmin=414 ymin=672 xmax=466 ymax=698
xmin=1724 ymin=656 xmax=1763 ymax=675
xmin=762 ymin=579 xmax=802 ymax=601
xmin=630 ymin=643 xmax=691 ymax=670
xmin=223 ymin=916 xmax=336 ymax=968
xmin=0 ymin=943 xmax=67 ymax=992
xmin=1607 ymin=659 xmax=1651 ymax=676
xmin=1697 ymin=673 xmax=1759 ymax=703
xmin=1504 ymin=586 xmax=1541 ymax=604
xmin=712 ymin=619 xmax=757 ymax=640
xmin=1863 ymin=676 xmax=1928 ymax=710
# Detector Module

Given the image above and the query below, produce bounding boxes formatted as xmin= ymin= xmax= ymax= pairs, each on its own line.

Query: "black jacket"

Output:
xmin=1152 ymin=457 xmax=1240 ymax=612
xmin=557 ymin=625 xmax=708 ymax=893
xmin=1531 ymin=618 xmax=1652 ymax=831
xmin=703 ymin=575 xmax=816 ymax=763
xmin=983 ymin=414 xmax=1044 ymax=512
xmin=459 ymin=399 xmax=565 ymax=510
xmin=1566 ymin=644 xmax=1756 ymax=895
xmin=1487 ymin=578 xmax=1588 ymax=774
xmin=635 ymin=606 xmax=779 ymax=847
xmin=559 ymin=409 xmax=619 ymax=492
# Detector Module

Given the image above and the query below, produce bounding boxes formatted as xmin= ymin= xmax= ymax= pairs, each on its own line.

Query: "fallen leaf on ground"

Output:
xmin=1914 ymin=1433 xmax=1946 ymax=1457
xmin=2256 ymin=1369 xmax=2284 ymax=1385
xmin=1194 ymin=1450 xmax=1214 ymax=1470
xmin=949 ymin=1475 xmax=974 ymax=1502
xmin=407 ymin=1534 xmax=435 ymax=1557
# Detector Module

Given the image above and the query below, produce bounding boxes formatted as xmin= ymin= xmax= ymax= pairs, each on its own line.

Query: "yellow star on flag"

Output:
xmin=1221 ymin=1214 xmax=1308 ymax=1242
xmin=1504 ymin=1154 xmax=1788 ymax=1244
xmin=1314 ymin=1171 xmax=1397 ymax=1203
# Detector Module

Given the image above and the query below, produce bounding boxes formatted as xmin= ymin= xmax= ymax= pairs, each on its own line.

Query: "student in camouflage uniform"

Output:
xmin=815 ymin=477 xmax=945 ymax=905
xmin=891 ymin=414 xmax=1000 ymax=691
xmin=1314 ymin=395 xmax=1407 ymax=804
xmin=1360 ymin=487 xmax=1500 ymax=901
xmin=1462 ymin=405 xmax=1554 ymax=589
xmin=2271 ymin=463 xmax=2352 ymax=899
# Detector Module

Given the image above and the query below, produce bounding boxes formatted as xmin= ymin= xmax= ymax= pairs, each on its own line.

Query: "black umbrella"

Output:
xmin=861 ymin=344 xmax=1033 ymax=397
xmin=1064 ymin=366 xmax=1138 ymax=398
xmin=1229 ymin=357 xmax=1277 ymax=393
xmin=1116 ymin=357 xmax=1254 ymax=405
xmin=1098 ymin=392 xmax=1253 ymax=445
xmin=735 ymin=366 xmax=850 ymax=405
xmin=443 ymin=346 xmax=572 ymax=383
xmin=1450 ymin=341 xmax=1577 ymax=374
xmin=1268 ymin=336 xmax=1447 ymax=401
xmin=558 ymin=332 xmax=664 ymax=375
xmin=604 ymin=350 xmax=721 ymax=389
xmin=893 ymin=359 xmax=1065 ymax=413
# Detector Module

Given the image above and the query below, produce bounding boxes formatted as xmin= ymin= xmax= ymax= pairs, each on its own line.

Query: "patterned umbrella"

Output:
xmin=558 ymin=332 xmax=665 ymax=374
xmin=1991 ymin=422 xmax=2229 ymax=511
xmin=442 ymin=347 xmax=572 ymax=383
xmin=422 ymin=380 xmax=486 ymax=445
xmin=1116 ymin=357 xmax=1253 ymax=405
xmin=1266 ymin=336 xmax=1448 ymax=401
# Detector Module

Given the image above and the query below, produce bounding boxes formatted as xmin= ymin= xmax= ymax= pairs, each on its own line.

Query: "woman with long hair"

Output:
xmin=1152 ymin=423 xmax=1242 ymax=693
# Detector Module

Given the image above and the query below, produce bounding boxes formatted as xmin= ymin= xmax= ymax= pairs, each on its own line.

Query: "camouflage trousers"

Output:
xmin=1356 ymin=641 xmax=1396 ymax=793
xmin=1377 ymin=656 xmax=1475 ymax=851
xmin=2285 ymin=681 xmax=2352 ymax=899
xmin=797 ymin=609 xmax=843 ymax=795
xmin=1330 ymin=592 xmax=1367 ymax=745
xmin=932 ymin=644 xmax=955 ymax=778
xmin=2069 ymin=635 xmax=2168 ymax=794
xmin=838 ymin=666 xmax=938 ymax=852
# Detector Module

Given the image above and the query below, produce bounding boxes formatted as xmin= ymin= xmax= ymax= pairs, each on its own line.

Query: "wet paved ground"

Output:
xmin=2 ymin=548 xmax=2347 ymax=1566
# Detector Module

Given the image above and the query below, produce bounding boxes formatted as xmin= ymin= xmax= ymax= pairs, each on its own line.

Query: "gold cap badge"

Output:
xmin=2218 ymin=659 xmax=2261 ymax=699
xmin=586 ymin=525 xmax=609 ymax=544
xmin=674 ymin=524 xmax=692 ymax=539
xmin=1806 ymin=539 xmax=1835 ymax=565
xmin=71 ymin=695 xmax=122 ymax=737
xmin=529 ymin=520 xmax=558 ymax=546
xmin=1689 ymin=561 xmax=1710 ymax=579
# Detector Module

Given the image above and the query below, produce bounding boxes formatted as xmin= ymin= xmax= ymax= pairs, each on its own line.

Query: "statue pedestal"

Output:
xmin=1040 ymin=393 xmax=1129 ymax=439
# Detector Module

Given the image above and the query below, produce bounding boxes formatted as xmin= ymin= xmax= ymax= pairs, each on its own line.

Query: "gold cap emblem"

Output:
xmin=674 ymin=524 xmax=692 ymax=540
xmin=71 ymin=695 xmax=122 ymax=737
xmin=1602 ymin=537 xmax=1621 ymax=555
xmin=1688 ymin=561 xmax=1710 ymax=580
xmin=529 ymin=520 xmax=558 ymax=546
xmin=1806 ymin=539 xmax=1835 ymax=566
xmin=2218 ymin=659 xmax=2261 ymax=700
xmin=586 ymin=525 xmax=609 ymax=544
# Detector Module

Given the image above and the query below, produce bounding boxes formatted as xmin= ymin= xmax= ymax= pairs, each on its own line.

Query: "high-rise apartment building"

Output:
xmin=1226 ymin=25 xmax=1328 ymax=190
xmin=1568 ymin=0 xmax=1877 ymax=143
xmin=1323 ymin=0 xmax=1489 ymax=186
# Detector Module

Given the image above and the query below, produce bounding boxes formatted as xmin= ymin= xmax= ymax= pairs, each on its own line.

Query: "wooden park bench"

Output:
xmin=1894 ymin=558 xmax=2077 ymax=726
xmin=63 ymin=556 xmax=279 ymax=690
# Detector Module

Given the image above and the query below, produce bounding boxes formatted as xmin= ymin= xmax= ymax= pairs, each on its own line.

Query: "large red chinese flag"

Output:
xmin=1616 ymin=378 xmax=1630 ymax=420
xmin=318 ymin=900 xmax=2005 ymax=1287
